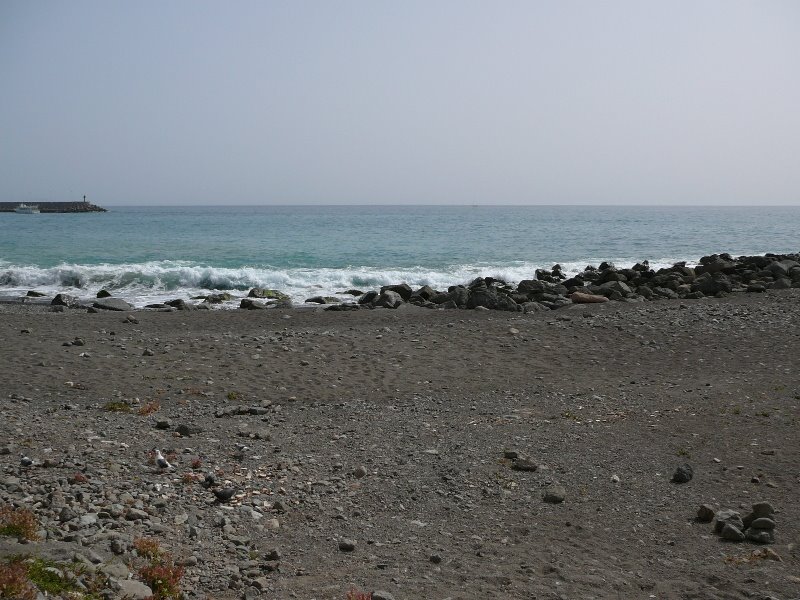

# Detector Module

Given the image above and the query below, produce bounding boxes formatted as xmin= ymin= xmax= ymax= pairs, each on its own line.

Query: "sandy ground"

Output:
xmin=1 ymin=292 xmax=799 ymax=599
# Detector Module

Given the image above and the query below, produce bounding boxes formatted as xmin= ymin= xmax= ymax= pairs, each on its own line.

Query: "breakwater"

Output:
xmin=0 ymin=201 xmax=107 ymax=213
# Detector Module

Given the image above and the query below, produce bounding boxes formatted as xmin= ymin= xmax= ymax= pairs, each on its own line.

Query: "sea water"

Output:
xmin=1 ymin=205 xmax=798 ymax=308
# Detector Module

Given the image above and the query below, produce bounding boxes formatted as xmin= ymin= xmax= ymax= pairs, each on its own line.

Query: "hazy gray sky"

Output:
xmin=1 ymin=1 xmax=798 ymax=205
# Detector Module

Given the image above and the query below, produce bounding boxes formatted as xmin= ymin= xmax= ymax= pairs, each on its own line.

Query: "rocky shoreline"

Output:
xmin=6 ymin=251 xmax=799 ymax=314
xmin=1 ymin=255 xmax=799 ymax=599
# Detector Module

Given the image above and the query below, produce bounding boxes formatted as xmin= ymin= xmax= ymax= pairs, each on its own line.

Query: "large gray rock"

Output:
xmin=92 ymin=298 xmax=134 ymax=311
xmin=110 ymin=578 xmax=153 ymax=600
xmin=447 ymin=286 xmax=469 ymax=307
xmin=240 ymin=298 xmax=266 ymax=310
xmin=691 ymin=272 xmax=732 ymax=295
xmin=380 ymin=283 xmax=413 ymax=301
xmin=52 ymin=293 xmax=81 ymax=307
xmin=375 ymin=290 xmax=404 ymax=309
xmin=248 ymin=288 xmax=290 ymax=301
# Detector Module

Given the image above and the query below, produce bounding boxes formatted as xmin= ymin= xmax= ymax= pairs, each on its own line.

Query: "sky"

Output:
xmin=1 ymin=1 xmax=799 ymax=206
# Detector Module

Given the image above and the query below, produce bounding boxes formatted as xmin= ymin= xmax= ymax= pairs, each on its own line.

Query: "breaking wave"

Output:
xmin=0 ymin=257 xmax=690 ymax=308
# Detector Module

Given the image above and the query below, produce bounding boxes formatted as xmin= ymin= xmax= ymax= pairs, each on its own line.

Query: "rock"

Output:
xmin=569 ymin=291 xmax=608 ymax=303
xmin=697 ymin=504 xmax=716 ymax=523
xmin=511 ymin=458 xmax=538 ymax=472
xmin=720 ymin=523 xmax=746 ymax=542
xmin=248 ymin=288 xmax=290 ymax=301
xmin=166 ymin=298 xmax=197 ymax=310
xmin=750 ymin=501 xmax=775 ymax=519
xmin=372 ymin=592 xmax=397 ymax=600
xmin=750 ymin=517 xmax=776 ymax=530
xmin=240 ymin=298 xmax=266 ymax=310
xmin=338 ymin=538 xmax=357 ymax=552
xmin=374 ymin=290 xmax=404 ymax=309
xmin=111 ymin=578 xmax=153 ymax=599
xmin=380 ymin=283 xmax=413 ymax=301
xmin=52 ymin=293 xmax=81 ymax=307
xmin=746 ymin=528 xmax=775 ymax=544
xmin=305 ymin=296 xmax=340 ymax=304
xmin=353 ymin=465 xmax=368 ymax=479
xmin=671 ymin=463 xmax=693 ymax=483
xmin=142 ymin=348 xmax=154 ymax=356
xmin=542 ymin=485 xmax=566 ymax=504
xmin=714 ymin=509 xmax=744 ymax=534
xmin=176 ymin=423 xmax=203 ymax=436
xmin=93 ymin=298 xmax=134 ymax=311
xmin=155 ymin=418 xmax=172 ymax=430
xmin=96 ymin=289 xmax=112 ymax=298
xmin=205 ymin=292 xmax=232 ymax=303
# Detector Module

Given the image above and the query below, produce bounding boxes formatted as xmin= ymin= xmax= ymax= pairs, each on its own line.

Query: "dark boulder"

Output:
xmin=96 ymin=289 xmax=112 ymax=298
xmin=447 ymin=286 xmax=469 ymax=307
xmin=240 ymin=298 xmax=266 ymax=310
xmin=518 ymin=279 xmax=546 ymax=295
xmin=375 ymin=290 xmax=404 ymax=309
xmin=380 ymin=283 xmax=413 ymax=301
xmin=166 ymin=299 xmax=197 ymax=310
xmin=93 ymin=298 xmax=135 ymax=311
xmin=248 ymin=288 xmax=290 ymax=301
xmin=411 ymin=285 xmax=437 ymax=302
xmin=358 ymin=291 xmax=379 ymax=305
xmin=52 ymin=293 xmax=81 ymax=308
xmin=691 ymin=272 xmax=732 ymax=295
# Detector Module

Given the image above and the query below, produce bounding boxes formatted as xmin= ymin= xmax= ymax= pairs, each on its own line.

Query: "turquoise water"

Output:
xmin=1 ymin=205 xmax=798 ymax=306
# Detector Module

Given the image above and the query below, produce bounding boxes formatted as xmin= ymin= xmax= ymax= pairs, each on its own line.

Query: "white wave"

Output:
xmin=0 ymin=257 xmax=698 ymax=308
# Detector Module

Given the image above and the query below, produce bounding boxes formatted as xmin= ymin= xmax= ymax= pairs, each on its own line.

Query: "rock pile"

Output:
xmin=700 ymin=501 xmax=777 ymax=544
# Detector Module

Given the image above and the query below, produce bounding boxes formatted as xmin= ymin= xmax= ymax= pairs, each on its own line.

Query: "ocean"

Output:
xmin=1 ymin=205 xmax=798 ymax=308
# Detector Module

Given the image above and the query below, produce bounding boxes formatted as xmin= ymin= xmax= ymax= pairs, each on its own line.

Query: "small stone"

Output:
xmin=610 ymin=474 xmax=620 ymax=484
xmin=750 ymin=502 xmax=775 ymax=519
xmin=511 ymin=458 xmax=538 ymax=472
xmin=353 ymin=465 xmax=368 ymax=479
xmin=252 ymin=576 xmax=270 ymax=591
xmin=671 ymin=463 xmax=693 ymax=483
xmin=714 ymin=509 xmax=744 ymax=534
xmin=429 ymin=553 xmax=442 ymax=564
xmin=111 ymin=578 xmax=153 ymax=600
xmin=142 ymin=348 xmax=154 ymax=356
xmin=338 ymin=538 xmax=356 ymax=552
xmin=697 ymin=504 xmax=716 ymax=523
xmin=720 ymin=523 xmax=745 ymax=542
xmin=750 ymin=517 xmax=776 ymax=530
xmin=542 ymin=485 xmax=566 ymax=504
xmin=746 ymin=528 xmax=775 ymax=544
xmin=751 ymin=476 xmax=760 ymax=484
xmin=372 ymin=592 xmax=396 ymax=600
xmin=155 ymin=419 xmax=172 ymax=430
xmin=503 ymin=450 xmax=519 ymax=460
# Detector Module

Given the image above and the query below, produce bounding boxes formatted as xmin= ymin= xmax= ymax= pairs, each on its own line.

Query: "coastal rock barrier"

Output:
xmin=319 ymin=252 xmax=800 ymax=313
xmin=28 ymin=251 xmax=800 ymax=312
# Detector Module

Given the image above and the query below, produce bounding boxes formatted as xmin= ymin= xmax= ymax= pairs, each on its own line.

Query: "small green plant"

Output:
xmin=0 ymin=559 xmax=36 ymax=599
xmin=137 ymin=556 xmax=184 ymax=599
xmin=133 ymin=537 xmax=162 ymax=560
xmin=226 ymin=391 xmax=240 ymax=401
xmin=0 ymin=505 xmax=40 ymax=541
xmin=103 ymin=400 xmax=132 ymax=413
xmin=676 ymin=447 xmax=690 ymax=458
xmin=732 ymin=406 xmax=741 ymax=415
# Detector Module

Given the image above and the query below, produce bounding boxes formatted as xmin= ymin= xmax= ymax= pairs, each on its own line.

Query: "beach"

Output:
xmin=1 ymin=290 xmax=799 ymax=599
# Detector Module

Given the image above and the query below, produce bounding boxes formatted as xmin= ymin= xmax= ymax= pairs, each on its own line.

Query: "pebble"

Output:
xmin=671 ymin=463 xmax=693 ymax=484
xmin=338 ymin=538 xmax=357 ymax=552
xmin=542 ymin=485 xmax=566 ymax=504
xmin=697 ymin=504 xmax=716 ymax=523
